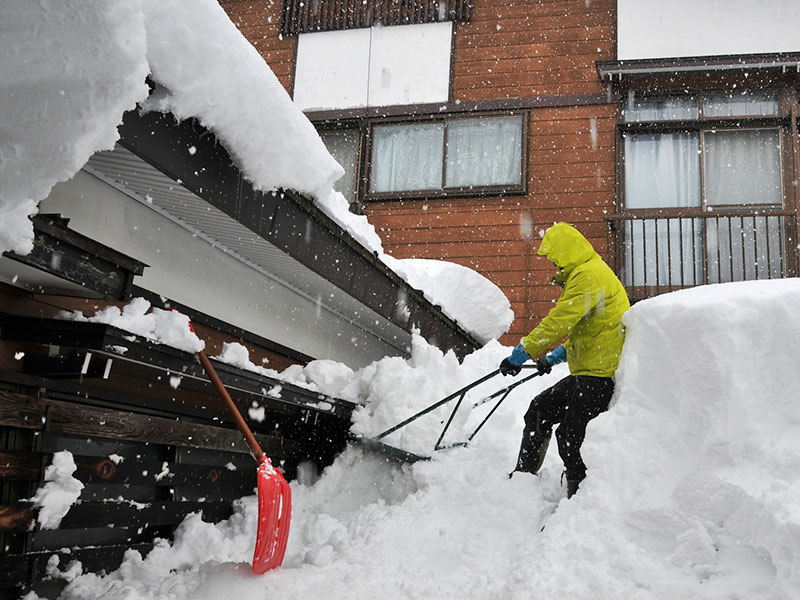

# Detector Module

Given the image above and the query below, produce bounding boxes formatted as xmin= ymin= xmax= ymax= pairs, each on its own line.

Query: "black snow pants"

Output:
xmin=514 ymin=374 xmax=614 ymax=484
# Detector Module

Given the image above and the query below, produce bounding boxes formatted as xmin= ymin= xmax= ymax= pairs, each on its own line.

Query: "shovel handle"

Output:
xmin=197 ymin=349 xmax=264 ymax=462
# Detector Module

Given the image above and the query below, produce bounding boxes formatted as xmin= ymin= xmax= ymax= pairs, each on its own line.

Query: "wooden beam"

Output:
xmin=0 ymin=390 xmax=298 ymax=459
xmin=0 ymin=449 xmax=255 ymax=489
xmin=0 ymin=500 xmax=233 ymax=533
xmin=2 ymin=214 xmax=146 ymax=301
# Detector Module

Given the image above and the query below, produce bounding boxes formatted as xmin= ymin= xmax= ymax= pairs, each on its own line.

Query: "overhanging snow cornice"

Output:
xmin=597 ymin=52 xmax=800 ymax=81
xmin=116 ymin=108 xmax=481 ymax=359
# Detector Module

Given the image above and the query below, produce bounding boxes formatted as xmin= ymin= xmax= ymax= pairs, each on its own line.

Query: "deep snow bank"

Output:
xmin=583 ymin=278 xmax=800 ymax=596
xmin=32 ymin=279 xmax=800 ymax=599
xmin=513 ymin=278 xmax=800 ymax=599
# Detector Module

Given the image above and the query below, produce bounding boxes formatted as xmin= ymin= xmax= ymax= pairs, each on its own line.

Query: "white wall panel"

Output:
xmin=294 ymin=23 xmax=451 ymax=111
xmin=293 ymin=28 xmax=371 ymax=111
xmin=618 ymin=0 xmax=800 ymax=60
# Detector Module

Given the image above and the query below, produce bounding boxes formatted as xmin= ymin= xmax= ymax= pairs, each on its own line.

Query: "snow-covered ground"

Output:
xmin=27 ymin=278 xmax=800 ymax=600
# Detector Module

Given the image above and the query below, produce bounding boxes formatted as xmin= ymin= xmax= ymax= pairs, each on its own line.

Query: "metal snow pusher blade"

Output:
xmin=358 ymin=365 xmax=541 ymax=462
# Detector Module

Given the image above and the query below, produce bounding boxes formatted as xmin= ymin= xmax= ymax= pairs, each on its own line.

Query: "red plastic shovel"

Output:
xmin=192 ymin=334 xmax=291 ymax=573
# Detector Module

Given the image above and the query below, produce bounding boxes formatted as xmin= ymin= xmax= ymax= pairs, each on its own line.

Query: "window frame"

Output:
xmin=318 ymin=125 xmax=365 ymax=210
xmin=610 ymin=86 xmax=798 ymax=297
xmin=618 ymin=89 xmax=791 ymax=215
xmin=363 ymin=110 xmax=529 ymax=202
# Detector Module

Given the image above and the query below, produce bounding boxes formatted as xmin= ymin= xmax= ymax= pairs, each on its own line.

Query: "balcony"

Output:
xmin=606 ymin=209 xmax=798 ymax=301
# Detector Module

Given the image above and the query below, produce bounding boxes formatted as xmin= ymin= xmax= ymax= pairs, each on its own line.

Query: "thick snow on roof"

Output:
xmin=0 ymin=1 xmax=149 ymax=254
xmin=31 ymin=279 xmax=800 ymax=599
xmin=0 ymin=0 xmax=510 ymax=343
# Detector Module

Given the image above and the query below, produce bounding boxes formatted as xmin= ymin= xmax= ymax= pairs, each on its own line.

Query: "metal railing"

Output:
xmin=606 ymin=209 xmax=797 ymax=300
xmin=280 ymin=0 xmax=472 ymax=35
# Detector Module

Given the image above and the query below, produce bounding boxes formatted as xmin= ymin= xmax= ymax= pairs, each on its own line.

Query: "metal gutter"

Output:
xmin=597 ymin=52 xmax=800 ymax=81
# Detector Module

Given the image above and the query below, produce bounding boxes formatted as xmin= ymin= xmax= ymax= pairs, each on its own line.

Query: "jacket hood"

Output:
xmin=537 ymin=222 xmax=596 ymax=273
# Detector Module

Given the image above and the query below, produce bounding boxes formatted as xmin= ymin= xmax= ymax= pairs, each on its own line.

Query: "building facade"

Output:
xmin=223 ymin=0 xmax=800 ymax=345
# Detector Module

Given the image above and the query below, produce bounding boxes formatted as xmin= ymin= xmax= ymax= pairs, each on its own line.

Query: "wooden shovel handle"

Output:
xmin=197 ymin=350 xmax=264 ymax=462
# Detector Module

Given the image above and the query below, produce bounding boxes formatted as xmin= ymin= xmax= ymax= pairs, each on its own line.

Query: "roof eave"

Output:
xmin=117 ymin=106 xmax=482 ymax=359
xmin=597 ymin=51 xmax=800 ymax=81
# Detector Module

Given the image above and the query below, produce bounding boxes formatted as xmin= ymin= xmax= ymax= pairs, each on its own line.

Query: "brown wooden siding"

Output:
xmin=220 ymin=0 xmax=297 ymax=95
xmin=451 ymin=0 xmax=615 ymax=101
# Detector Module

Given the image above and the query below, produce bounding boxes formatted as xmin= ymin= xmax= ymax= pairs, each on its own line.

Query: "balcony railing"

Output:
xmin=280 ymin=0 xmax=472 ymax=35
xmin=606 ymin=209 xmax=798 ymax=300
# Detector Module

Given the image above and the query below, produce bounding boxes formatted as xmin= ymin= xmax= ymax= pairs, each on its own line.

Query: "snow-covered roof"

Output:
xmin=0 ymin=0 xmax=513 ymax=351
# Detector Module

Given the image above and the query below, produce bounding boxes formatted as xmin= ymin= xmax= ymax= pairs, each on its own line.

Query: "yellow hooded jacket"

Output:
xmin=521 ymin=223 xmax=630 ymax=377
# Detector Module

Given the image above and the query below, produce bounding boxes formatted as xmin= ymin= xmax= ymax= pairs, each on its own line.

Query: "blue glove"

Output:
xmin=547 ymin=345 xmax=567 ymax=366
xmin=535 ymin=345 xmax=567 ymax=375
xmin=507 ymin=343 xmax=531 ymax=366
xmin=499 ymin=344 xmax=530 ymax=377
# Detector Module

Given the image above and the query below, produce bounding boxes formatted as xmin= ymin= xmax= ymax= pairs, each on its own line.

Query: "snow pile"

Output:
xmin=344 ymin=335 xmax=512 ymax=457
xmin=30 ymin=451 xmax=84 ymax=530
xmin=0 ymin=0 xmax=382 ymax=256
xmin=0 ymin=0 xmax=149 ymax=254
xmin=213 ymin=342 xmax=281 ymax=379
xmin=59 ymin=297 xmax=204 ymax=354
xmin=32 ymin=279 xmax=800 ymax=600
xmin=386 ymin=256 xmax=514 ymax=343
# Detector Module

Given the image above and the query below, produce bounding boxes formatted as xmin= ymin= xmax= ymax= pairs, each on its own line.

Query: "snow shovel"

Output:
xmin=189 ymin=321 xmax=291 ymax=573
xmin=372 ymin=365 xmax=542 ymax=457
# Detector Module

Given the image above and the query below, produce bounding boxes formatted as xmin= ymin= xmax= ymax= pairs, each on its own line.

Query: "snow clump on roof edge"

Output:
xmin=0 ymin=1 xmax=149 ymax=254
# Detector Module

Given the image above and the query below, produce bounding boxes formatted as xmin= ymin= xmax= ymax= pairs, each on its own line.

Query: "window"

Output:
xmin=618 ymin=92 xmax=789 ymax=289
xmin=369 ymin=114 xmax=525 ymax=198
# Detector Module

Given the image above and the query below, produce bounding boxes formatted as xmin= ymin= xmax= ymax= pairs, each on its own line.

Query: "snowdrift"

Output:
xmin=31 ymin=280 xmax=800 ymax=599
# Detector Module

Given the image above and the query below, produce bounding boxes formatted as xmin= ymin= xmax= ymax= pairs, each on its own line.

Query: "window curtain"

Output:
xmin=624 ymin=132 xmax=701 ymax=209
xmin=704 ymin=129 xmax=783 ymax=283
xmin=703 ymin=94 xmax=778 ymax=117
xmin=623 ymin=97 xmax=698 ymax=122
xmin=704 ymin=129 xmax=782 ymax=206
xmin=624 ymin=132 xmax=702 ymax=286
xmin=445 ymin=116 xmax=522 ymax=188
xmin=371 ymin=123 xmax=444 ymax=193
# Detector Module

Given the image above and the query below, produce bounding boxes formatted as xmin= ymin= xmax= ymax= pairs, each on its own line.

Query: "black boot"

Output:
xmin=566 ymin=478 xmax=580 ymax=498
xmin=513 ymin=430 xmax=552 ymax=476
xmin=560 ymin=470 xmax=582 ymax=498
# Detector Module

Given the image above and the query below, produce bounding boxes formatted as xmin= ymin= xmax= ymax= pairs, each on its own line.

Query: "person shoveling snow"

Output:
xmin=500 ymin=222 xmax=630 ymax=497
